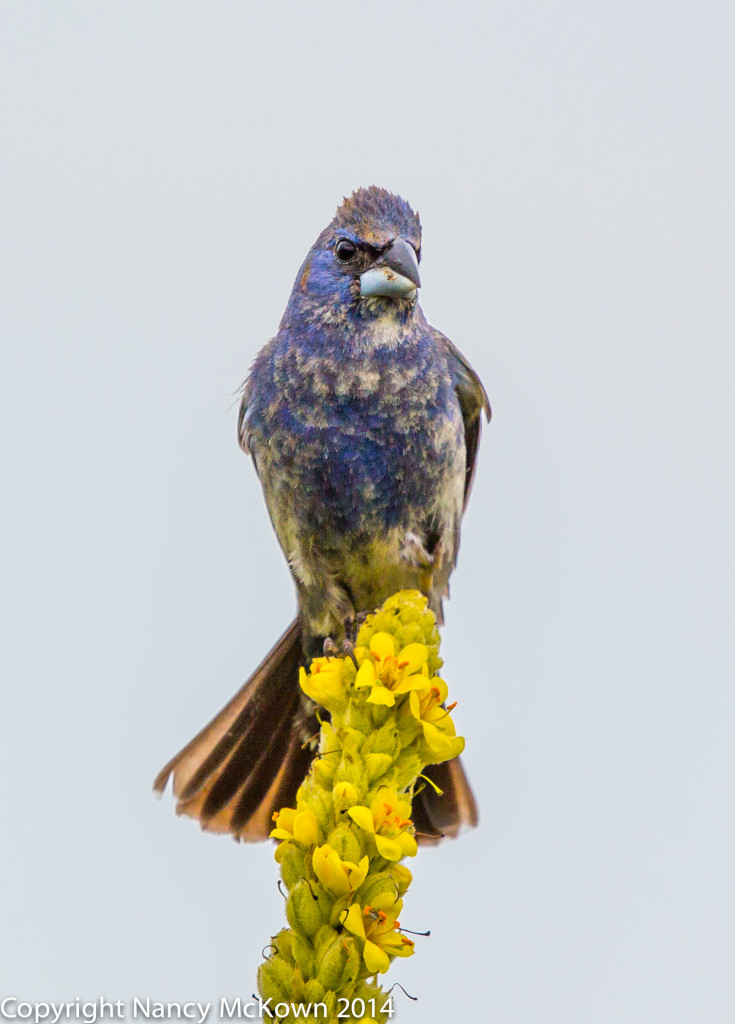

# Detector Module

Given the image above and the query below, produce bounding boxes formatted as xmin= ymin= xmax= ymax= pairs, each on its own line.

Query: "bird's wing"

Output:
xmin=237 ymin=338 xmax=275 ymax=468
xmin=237 ymin=374 xmax=256 ymax=457
xmin=433 ymin=328 xmax=490 ymax=509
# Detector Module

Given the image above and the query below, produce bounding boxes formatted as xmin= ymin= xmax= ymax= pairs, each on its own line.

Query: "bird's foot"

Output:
xmin=401 ymin=532 xmax=445 ymax=595
xmin=322 ymin=637 xmax=340 ymax=659
xmin=322 ymin=636 xmax=359 ymax=669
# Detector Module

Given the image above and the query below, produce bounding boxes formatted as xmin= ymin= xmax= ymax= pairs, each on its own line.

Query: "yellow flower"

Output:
xmin=299 ymin=658 xmax=347 ymax=706
xmin=409 ymin=679 xmax=465 ymax=760
xmin=312 ymin=844 xmax=369 ymax=897
xmin=353 ymin=632 xmax=429 ymax=707
xmin=348 ymin=790 xmax=417 ymax=860
xmin=341 ymin=902 xmax=415 ymax=974
xmin=270 ymin=806 xmax=319 ymax=848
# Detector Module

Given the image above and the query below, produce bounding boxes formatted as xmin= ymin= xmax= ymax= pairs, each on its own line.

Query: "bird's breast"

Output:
xmin=253 ymin=335 xmax=464 ymax=538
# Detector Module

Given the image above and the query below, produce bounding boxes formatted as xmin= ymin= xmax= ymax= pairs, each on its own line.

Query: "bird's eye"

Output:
xmin=335 ymin=239 xmax=357 ymax=263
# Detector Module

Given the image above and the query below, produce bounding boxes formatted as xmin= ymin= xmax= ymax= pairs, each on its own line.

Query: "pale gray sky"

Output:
xmin=1 ymin=3 xmax=733 ymax=1021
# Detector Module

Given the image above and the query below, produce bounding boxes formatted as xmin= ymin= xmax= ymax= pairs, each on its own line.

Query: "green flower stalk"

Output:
xmin=257 ymin=590 xmax=465 ymax=1023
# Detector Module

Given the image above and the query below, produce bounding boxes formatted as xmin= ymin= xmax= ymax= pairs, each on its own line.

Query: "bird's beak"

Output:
xmin=360 ymin=237 xmax=421 ymax=298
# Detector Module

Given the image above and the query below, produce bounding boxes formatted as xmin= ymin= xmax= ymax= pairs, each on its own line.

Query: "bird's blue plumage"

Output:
xmin=240 ymin=187 xmax=488 ymax=652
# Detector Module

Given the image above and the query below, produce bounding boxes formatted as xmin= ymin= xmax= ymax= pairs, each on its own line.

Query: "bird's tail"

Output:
xmin=153 ymin=619 xmax=314 ymax=841
xmin=154 ymin=620 xmax=478 ymax=844
xmin=411 ymin=757 xmax=479 ymax=844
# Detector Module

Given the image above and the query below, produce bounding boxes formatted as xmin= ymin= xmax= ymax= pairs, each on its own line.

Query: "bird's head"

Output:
xmin=285 ymin=187 xmax=422 ymax=326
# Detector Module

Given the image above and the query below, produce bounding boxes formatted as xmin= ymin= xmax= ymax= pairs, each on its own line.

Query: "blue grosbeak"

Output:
xmin=155 ymin=187 xmax=489 ymax=843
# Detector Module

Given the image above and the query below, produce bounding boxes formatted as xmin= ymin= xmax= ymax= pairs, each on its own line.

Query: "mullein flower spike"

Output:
xmin=258 ymin=590 xmax=465 ymax=1023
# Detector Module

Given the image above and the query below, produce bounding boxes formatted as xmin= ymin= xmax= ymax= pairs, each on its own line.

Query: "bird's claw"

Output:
xmin=342 ymin=639 xmax=359 ymax=669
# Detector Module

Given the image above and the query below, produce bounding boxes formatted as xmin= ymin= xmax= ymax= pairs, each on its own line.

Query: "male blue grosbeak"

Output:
xmin=155 ymin=187 xmax=490 ymax=843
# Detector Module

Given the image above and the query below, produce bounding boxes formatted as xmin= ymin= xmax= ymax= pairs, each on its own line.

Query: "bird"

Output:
xmin=154 ymin=186 xmax=490 ymax=845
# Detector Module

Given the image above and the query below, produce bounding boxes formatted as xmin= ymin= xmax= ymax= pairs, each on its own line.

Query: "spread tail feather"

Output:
xmin=154 ymin=619 xmax=477 ymax=844
xmin=153 ymin=619 xmax=313 ymax=841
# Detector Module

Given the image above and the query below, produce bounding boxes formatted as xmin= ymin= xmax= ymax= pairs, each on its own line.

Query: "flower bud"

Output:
xmin=364 ymin=752 xmax=393 ymax=783
xmin=398 ymin=602 xmax=421 ymax=625
xmin=339 ymin=727 xmax=364 ymax=757
xmin=286 ymin=880 xmax=327 ymax=938
xmin=316 ymin=932 xmax=360 ymax=990
xmin=257 ymin=953 xmax=296 ymax=1003
xmin=326 ymin=821 xmax=367 ymax=865
xmin=389 ymin=862 xmax=413 ymax=896
xmin=332 ymin=780 xmax=359 ymax=810
xmin=276 ymin=843 xmax=306 ymax=890
xmin=302 ymin=979 xmax=327 ymax=1006
xmin=312 ymin=923 xmax=338 ymax=955
xmin=362 ymin=721 xmax=400 ymax=758
xmin=290 ymin=931 xmax=314 ymax=977
xmin=357 ymin=872 xmax=401 ymax=911
xmin=303 ymin=784 xmax=336 ymax=834
xmin=345 ymin=701 xmax=373 ymax=737
xmin=349 ymin=984 xmax=390 ymax=1023
xmin=311 ymin=756 xmax=335 ymax=787
xmin=272 ymin=927 xmax=294 ymax=963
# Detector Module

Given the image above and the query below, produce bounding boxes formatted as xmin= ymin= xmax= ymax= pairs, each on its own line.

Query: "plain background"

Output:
xmin=1 ymin=3 xmax=733 ymax=1021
